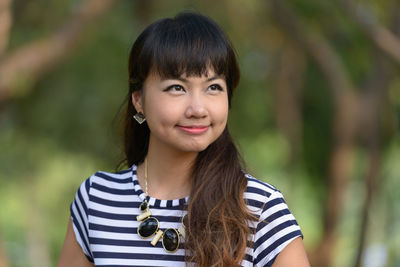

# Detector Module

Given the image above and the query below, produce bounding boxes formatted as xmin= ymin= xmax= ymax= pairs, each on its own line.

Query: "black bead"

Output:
xmin=138 ymin=217 xmax=158 ymax=237
xmin=163 ymin=229 xmax=179 ymax=252
xmin=140 ymin=201 xmax=148 ymax=211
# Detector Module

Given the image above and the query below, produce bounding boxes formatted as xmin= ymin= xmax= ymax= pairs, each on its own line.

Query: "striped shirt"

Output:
xmin=71 ymin=165 xmax=303 ymax=266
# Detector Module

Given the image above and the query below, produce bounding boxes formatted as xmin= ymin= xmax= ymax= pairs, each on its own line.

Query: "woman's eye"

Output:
xmin=208 ymin=84 xmax=223 ymax=91
xmin=164 ymin=85 xmax=185 ymax=92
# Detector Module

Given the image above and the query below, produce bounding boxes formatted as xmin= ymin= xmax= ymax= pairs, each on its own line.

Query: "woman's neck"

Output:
xmin=137 ymin=142 xmax=197 ymax=200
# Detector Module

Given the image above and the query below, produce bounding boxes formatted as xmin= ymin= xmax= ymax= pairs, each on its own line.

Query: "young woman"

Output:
xmin=58 ymin=12 xmax=310 ymax=267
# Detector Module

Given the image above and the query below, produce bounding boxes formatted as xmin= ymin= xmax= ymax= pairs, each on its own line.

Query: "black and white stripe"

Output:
xmin=71 ymin=165 xmax=302 ymax=266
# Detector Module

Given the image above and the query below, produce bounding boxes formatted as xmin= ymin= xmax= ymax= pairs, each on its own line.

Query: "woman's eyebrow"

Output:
xmin=160 ymin=75 xmax=224 ymax=83
xmin=206 ymin=75 xmax=224 ymax=82
xmin=160 ymin=77 xmax=187 ymax=82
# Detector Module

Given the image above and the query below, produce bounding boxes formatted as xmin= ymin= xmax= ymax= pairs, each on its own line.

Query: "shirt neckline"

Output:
xmin=131 ymin=164 xmax=189 ymax=208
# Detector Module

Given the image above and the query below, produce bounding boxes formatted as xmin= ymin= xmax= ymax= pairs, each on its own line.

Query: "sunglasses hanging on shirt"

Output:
xmin=136 ymin=158 xmax=186 ymax=253
xmin=137 ymin=199 xmax=186 ymax=252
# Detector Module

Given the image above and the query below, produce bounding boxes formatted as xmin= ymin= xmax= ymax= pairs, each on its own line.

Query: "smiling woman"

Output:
xmin=57 ymin=11 xmax=310 ymax=267
xmin=132 ymin=70 xmax=229 ymax=154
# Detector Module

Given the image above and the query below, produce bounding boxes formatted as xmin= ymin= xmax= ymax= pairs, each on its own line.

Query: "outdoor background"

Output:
xmin=0 ymin=0 xmax=399 ymax=266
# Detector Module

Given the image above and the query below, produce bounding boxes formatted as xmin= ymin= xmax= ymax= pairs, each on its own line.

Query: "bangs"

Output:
xmin=133 ymin=13 xmax=239 ymax=91
xmin=148 ymin=17 xmax=229 ymax=79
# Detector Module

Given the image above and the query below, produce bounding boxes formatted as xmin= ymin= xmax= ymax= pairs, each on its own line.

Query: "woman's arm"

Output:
xmin=272 ymin=236 xmax=310 ymax=267
xmin=57 ymin=219 xmax=94 ymax=267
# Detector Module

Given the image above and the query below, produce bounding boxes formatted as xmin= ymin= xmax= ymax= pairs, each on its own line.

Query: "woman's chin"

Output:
xmin=177 ymin=142 xmax=211 ymax=153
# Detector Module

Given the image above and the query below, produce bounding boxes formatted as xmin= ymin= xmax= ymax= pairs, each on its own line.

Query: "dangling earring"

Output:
xmin=133 ymin=112 xmax=146 ymax=124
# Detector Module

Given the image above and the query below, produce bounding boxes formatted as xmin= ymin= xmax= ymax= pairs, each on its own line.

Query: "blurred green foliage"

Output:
xmin=1 ymin=0 xmax=399 ymax=266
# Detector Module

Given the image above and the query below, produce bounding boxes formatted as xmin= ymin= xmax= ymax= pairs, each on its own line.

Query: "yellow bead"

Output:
xmin=150 ymin=230 xmax=164 ymax=246
xmin=178 ymin=225 xmax=185 ymax=239
xmin=136 ymin=210 xmax=151 ymax=221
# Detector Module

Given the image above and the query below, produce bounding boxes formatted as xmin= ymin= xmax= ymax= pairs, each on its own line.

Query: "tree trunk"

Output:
xmin=0 ymin=0 xmax=12 ymax=56
xmin=276 ymin=42 xmax=306 ymax=169
xmin=0 ymin=234 xmax=10 ymax=267
xmin=0 ymin=0 xmax=116 ymax=103
xmin=270 ymin=2 xmax=359 ymax=265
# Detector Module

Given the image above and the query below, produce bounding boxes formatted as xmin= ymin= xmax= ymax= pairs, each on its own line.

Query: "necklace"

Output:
xmin=136 ymin=158 xmax=186 ymax=253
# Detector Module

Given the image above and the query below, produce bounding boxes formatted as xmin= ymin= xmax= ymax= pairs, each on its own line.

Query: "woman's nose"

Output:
xmin=184 ymin=93 xmax=208 ymax=118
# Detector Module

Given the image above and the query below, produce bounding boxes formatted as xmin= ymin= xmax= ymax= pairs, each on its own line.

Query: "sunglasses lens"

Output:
xmin=163 ymin=228 xmax=179 ymax=252
xmin=138 ymin=217 xmax=158 ymax=237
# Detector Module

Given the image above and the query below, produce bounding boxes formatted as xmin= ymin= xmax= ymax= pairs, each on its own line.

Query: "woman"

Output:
xmin=58 ymin=12 xmax=310 ymax=267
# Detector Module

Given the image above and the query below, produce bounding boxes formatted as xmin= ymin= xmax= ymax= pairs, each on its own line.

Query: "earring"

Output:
xmin=133 ymin=112 xmax=146 ymax=124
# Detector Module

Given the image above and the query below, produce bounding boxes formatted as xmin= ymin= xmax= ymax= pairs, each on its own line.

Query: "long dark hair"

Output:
xmin=121 ymin=12 xmax=255 ymax=266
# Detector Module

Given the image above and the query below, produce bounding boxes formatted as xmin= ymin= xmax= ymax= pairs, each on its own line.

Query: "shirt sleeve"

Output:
xmin=70 ymin=177 xmax=94 ymax=262
xmin=253 ymin=190 xmax=303 ymax=267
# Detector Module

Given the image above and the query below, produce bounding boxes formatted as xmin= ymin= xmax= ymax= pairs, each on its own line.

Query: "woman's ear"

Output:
xmin=131 ymin=90 xmax=143 ymax=113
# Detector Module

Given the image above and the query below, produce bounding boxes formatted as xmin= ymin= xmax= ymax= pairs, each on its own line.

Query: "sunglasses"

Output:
xmin=137 ymin=200 xmax=186 ymax=253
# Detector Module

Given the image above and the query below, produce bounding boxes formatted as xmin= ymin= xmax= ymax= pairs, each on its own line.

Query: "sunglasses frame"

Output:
xmin=161 ymin=228 xmax=181 ymax=253
xmin=137 ymin=216 xmax=160 ymax=238
xmin=137 ymin=216 xmax=181 ymax=252
xmin=137 ymin=199 xmax=186 ymax=253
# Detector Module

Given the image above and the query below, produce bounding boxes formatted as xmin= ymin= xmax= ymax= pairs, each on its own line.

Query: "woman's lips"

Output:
xmin=177 ymin=125 xmax=209 ymax=134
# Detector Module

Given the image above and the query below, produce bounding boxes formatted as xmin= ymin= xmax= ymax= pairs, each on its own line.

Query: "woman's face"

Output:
xmin=132 ymin=68 xmax=229 ymax=154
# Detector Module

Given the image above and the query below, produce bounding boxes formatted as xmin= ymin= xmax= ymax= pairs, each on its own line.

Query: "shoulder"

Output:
xmin=91 ymin=168 xmax=133 ymax=184
xmin=243 ymin=173 xmax=304 ymax=266
xmin=77 ymin=167 xmax=134 ymax=195
xmin=244 ymin=172 xmax=280 ymax=196
xmin=88 ymin=167 xmax=133 ymax=185
xmin=243 ymin=172 xmax=282 ymax=213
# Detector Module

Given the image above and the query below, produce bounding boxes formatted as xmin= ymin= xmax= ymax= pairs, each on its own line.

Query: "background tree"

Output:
xmin=0 ymin=1 xmax=399 ymax=266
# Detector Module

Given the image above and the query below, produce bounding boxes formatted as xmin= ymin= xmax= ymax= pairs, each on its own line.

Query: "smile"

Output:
xmin=177 ymin=125 xmax=209 ymax=134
